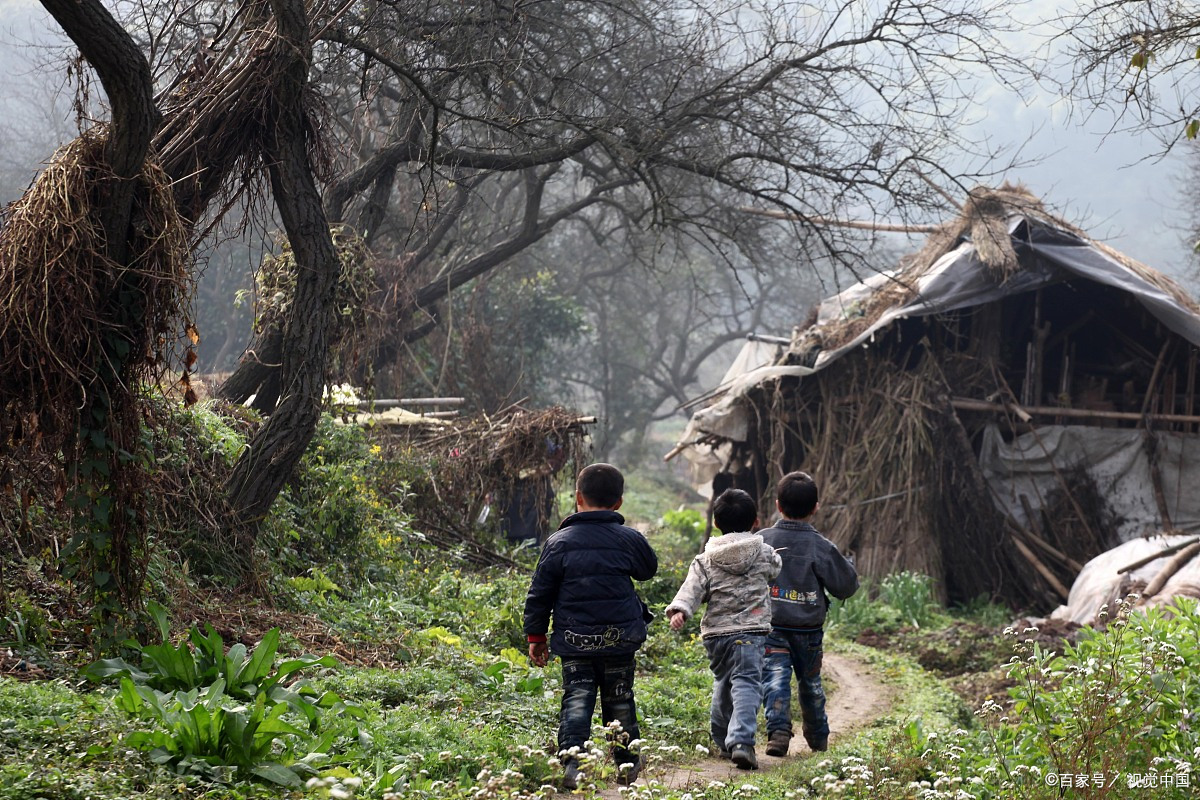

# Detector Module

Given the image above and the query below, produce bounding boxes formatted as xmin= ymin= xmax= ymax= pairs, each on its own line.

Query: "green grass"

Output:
xmin=6 ymin=411 xmax=1197 ymax=799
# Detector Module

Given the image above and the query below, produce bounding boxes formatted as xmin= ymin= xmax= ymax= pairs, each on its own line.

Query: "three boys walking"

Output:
xmin=524 ymin=464 xmax=857 ymax=787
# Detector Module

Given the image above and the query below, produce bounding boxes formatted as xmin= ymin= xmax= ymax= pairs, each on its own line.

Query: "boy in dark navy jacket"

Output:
xmin=524 ymin=463 xmax=658 ymax=789
xmin=759 ymin=471 xmax=857 ymax=757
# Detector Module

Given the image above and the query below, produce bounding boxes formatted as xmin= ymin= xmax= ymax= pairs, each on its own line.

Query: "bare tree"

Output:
xmin=221 ymin=0 xmax=1032 ymax=400
xmin=1060 ymin=0 xmax=1200 ymax=146
xmin=12 ymin=0 xmax=1034 ymax=573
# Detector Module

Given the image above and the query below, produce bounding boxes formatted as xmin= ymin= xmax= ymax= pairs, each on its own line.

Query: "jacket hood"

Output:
xmin=704 ymin=532 xmax=765 ymax=575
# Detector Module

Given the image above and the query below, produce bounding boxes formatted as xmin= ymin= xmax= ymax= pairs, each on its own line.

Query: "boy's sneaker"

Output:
xmin=716 ymin=746 xmax=732 ymax=760
xmin=562 ymin=759 xmax=582 ymax=790
xmin=765 ymin=730 xmax=791 ymax=757
xmin=804 ymin=734 xmax=829 ymax=752
xmin=617 ymin=756 xmax=643 ymax=786
xmin=730 ymin=743 xmax=758 ymax=770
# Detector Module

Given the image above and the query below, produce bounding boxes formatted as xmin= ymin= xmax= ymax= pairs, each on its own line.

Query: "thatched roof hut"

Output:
xmin=671 ymin=185 xmax=1200 ymax=610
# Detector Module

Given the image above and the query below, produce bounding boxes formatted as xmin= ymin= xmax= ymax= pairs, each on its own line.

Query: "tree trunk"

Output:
xmin=221 ymin=0 xmax=341 ymax=561
xmin=217 ymin=326 xmax=284 ymax=412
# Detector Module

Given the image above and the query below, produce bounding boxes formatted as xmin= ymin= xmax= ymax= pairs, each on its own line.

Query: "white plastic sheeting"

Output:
xmin=1049 ymin=534 xmax=1200 ymax=625
xmin=978 ymin=424 xmax=1200 ymax=543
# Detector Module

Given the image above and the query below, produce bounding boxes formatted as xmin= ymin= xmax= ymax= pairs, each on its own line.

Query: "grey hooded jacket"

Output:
xmin=665 ymin=531 xmax=782 ymax=639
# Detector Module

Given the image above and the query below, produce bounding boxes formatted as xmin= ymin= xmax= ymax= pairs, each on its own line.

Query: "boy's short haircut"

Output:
xmin=577 ymin=463 xmax=624 ymax=508
xmin=777 ymin=471 xmax=819 ymax=519
xmin=712 ymin=488 xmax=758 ymax=534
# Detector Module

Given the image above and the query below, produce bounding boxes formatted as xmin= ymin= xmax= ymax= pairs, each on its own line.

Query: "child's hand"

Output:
xmin=529 ymin=641 xmax=549 ymax=667
xmin=668 ymin=611 xmax=686 ymax=631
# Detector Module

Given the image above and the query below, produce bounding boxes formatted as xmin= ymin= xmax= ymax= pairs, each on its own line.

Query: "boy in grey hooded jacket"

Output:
xmin=666 ymin=489 xmax=782 ymax=770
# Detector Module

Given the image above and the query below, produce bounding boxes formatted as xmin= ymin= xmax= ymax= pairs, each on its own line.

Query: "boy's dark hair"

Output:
xmin=712 ymin=488 xmax=758 ymax=534
xmin=577 ymin=463 xmax=624 ymax=508
xmin=776 ymin=471 xmax=819 ymax=519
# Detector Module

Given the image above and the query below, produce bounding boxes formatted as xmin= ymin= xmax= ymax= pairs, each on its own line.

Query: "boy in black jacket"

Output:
xmin=758 ymin=471 xmax=858 ymax=756
xmin=524 ymin=463 xmax=658 ymax=789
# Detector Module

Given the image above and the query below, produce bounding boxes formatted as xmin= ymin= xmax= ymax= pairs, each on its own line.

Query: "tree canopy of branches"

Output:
xmin=4 ymin=0 xmax=1033 ymax=596
xmin=1061 ymin=0 xmax=1200 ymax=145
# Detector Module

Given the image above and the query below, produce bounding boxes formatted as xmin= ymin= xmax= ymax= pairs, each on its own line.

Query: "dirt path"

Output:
xmin=590 ymin=651 xmax=895 ymax=797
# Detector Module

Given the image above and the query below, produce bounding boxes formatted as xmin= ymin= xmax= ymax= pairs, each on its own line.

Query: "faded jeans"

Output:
xmin=763 ymin=629 xmax=828 ymax=741
xmin=703 ymin=632 xmax=767 ymax=749
xmin=558 ymin=654 xmax=640 ymax=765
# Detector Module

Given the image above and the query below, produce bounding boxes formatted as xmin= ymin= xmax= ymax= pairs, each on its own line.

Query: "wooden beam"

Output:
xmin=951 ymin=397 xmax=1200 ymax=425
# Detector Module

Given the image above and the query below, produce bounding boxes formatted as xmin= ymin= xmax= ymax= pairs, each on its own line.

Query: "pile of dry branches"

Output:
xmin=374 ymin=405 xmax=592 ymax=564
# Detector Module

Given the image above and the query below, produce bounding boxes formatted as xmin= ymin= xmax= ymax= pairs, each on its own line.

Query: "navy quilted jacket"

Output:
xmin=523 ymin=510 xmax=658 ymax=657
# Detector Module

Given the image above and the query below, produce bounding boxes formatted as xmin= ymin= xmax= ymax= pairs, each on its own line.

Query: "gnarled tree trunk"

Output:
xmin=220 ymin=0 xmax=341 ymax=561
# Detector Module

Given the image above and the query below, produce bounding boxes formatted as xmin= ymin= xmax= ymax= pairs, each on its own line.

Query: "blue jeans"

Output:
xmin=763 ymin=629 xmax=828 ymax=741
xmin=703 ymin=632 xmax=767 ymax=749
xmin=558 ymin=654 xmax=640 ymax=765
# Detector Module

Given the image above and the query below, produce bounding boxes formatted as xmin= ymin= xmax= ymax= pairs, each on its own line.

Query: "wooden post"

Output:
xmin=1056 ymin=342 xmax=1071 ymax=425
xmin=1140 ymin=340 xmax=1171 ymax=417
xmin=1022 ymin=342 xmax=1035 ymax=406
xmin=1187 ymin=349 xmax=1196 ymax=435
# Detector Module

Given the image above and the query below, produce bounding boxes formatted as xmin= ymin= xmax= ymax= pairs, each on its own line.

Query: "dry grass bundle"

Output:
xmin=816 ymin=277 xmax=917 ymax=353
xmin=765 ymin=353 xmax=946 ymax=591
xmin=0 ymin=128 xmax=191 ymax=454
xmin=0 ymin=127 xmax=193 ymax=605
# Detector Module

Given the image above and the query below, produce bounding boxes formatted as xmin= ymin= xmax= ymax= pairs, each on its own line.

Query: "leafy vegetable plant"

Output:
xmin=84 ymin=602 xmax=366 ymax=786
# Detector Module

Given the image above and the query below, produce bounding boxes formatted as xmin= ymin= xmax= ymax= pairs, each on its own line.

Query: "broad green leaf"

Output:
xmin=268 ymin=654 xmax=337 ymax=688
xmin=237 ymin=628 xmax=280 ymax=687
xmin=251 ymin=763 xmax=303 ymax=787
xmin=83 ymin=657 xmax=149 ymax=684
xmin=116 ymin=676 xmax=147 ymax=714
xmin=146 ymin=600 xmax=171 ymax=643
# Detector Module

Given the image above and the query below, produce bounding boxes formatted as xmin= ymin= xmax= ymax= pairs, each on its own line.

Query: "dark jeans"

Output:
xmin=558 ymin=654 xmax=639 ymax=765
xmin=703 ymin=632 xmax=767 ymax=749
xmin=763 ymin=629 xmax=828 ymax=740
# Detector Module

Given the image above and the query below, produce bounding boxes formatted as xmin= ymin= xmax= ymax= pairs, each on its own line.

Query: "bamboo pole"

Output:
xmin=1143 ymin=428 xmax=1175 ymax=531
xmin=1017 ymin=494 xmax=1085 ymax=573
xmin=1012 ymin=532 xmax=1070 ymax=600
xmin=1142 ymin=541 xmax=1200 ymax=599
xmin=950 ymin=398 xmax=1200 ymax=425
xmin=1187 ymin=350 xmax=1197 ymax=434
xmin=735 ymin=206 xmax=942 ymax=233
xmin=1117 ymin=537 xmax=1200 ymax=574
xmin=1140 ymin=340 xmax=1171 ymax=417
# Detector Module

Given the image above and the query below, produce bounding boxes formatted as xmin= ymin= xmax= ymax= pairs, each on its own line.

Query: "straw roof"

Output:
xmin=810 ymin=182 xmax=1200 ymax=355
